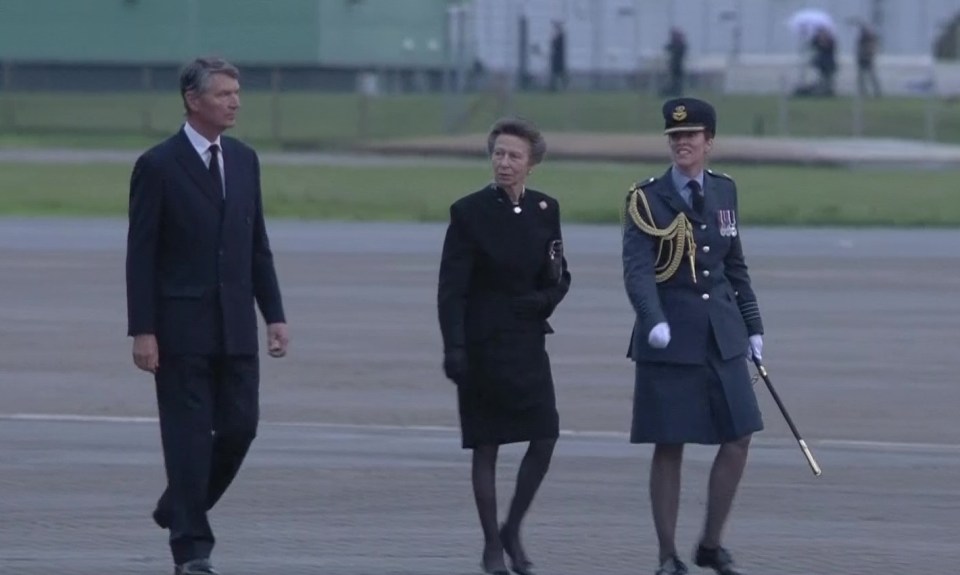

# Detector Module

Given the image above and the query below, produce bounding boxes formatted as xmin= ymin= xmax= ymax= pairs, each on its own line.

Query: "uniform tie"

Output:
xmin=688 ymin=179 xmax=703 ymax=214
xmin=208 ymin=144 xmax=223 ymax=198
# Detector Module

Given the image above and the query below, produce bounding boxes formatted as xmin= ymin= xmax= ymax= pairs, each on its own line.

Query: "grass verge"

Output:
xmin=0 ymin=160 xmax=956 ymax=226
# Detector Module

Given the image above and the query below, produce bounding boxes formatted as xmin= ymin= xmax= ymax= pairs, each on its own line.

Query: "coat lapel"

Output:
xmin=174 ymin=129 xmax=223 ymax=209
xmin=701 ymin=172 xmax=719 ymax=224
xmin=221 ymin=139 xmax=245 ymax=216
xmin=656 ymin=167 xmax=706 ymax=223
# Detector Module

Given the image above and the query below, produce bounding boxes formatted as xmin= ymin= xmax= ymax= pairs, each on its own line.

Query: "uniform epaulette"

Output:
xmin=633 ymin=176 xmax=657 ymax=188
xmin=628 ymin=176 xmax=658 ymax=194
xmin=706 ymin=169 xmax=734 ymax=182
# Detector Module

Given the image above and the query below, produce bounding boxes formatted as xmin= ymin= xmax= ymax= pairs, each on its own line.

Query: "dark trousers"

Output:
xmin=154 ymin=353 xmax=260 ymax=564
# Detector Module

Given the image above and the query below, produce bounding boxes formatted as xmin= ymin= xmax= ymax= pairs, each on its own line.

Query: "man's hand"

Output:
xmin=443 ymin=347 xmax=469 ymax=385
xmin=267 ymin=322 xmax=290 ymax=358
xmin=747 ymin=334 xmax=763 ymax=362
xmin=647 ymin=322 xmax=671 ymax=349
xmin=132 ymin=334 xmax=159 ymax=373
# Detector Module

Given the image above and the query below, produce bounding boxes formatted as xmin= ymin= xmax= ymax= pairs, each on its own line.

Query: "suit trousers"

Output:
xmin=154 ymin=353 xmax=260 ymax=564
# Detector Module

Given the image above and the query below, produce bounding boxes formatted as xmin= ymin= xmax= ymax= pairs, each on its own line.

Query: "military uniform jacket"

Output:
xmin=622 ymin=167 xmax=762 ymax=365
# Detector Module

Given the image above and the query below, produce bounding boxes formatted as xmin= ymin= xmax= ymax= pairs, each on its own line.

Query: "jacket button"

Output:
xmin=700 ymin=224 xmax=707 ymax=230
xmin=702 ymin=293 xmax=710 ymax=300
xmin=702 ymin=245 xmax=710 ymax=253
xmin=702 ymin=269 xmax=710 ymax=277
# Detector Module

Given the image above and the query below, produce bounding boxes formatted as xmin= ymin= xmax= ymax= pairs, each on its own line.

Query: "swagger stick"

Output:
xmin=752 ymin=357 xmax=822 ymax=477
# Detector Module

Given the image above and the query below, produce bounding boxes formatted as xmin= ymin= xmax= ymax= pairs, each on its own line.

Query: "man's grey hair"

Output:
xmin=179 ymin=56 xmax=240 ymax=112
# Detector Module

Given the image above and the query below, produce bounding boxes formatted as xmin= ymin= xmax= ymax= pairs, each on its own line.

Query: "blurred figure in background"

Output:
xmin=663 ymin=27 xmax=688 ymax=97
xmin=549 ymin=20 xmax=568 ymax=92
xmin=856 ymin=21 xmax=882 ymax=97
xmin=812 ymin=27 xmax=838 ymax=96
xmin=437 ymin=117 xmax=571 ymax=575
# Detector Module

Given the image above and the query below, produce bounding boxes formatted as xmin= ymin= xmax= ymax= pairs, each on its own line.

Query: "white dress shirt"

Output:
xmin=183 ymin=121 xmax=225 ymax=196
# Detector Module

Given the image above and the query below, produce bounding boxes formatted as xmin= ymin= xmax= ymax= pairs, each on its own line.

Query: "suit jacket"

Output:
xmin=622 ymin=167 xmax=762 ymax=365
xmin=125 ymin=128 xmax=285 ymax=356
xmin=437 ymin=184 xmax=571 ymax=351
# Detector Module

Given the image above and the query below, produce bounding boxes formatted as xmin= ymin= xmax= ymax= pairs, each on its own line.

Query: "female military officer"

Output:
xmin=621 ymin=98 xmax=765 ymax=575
xmin=437 ymin=117 xmax=571 ymax=575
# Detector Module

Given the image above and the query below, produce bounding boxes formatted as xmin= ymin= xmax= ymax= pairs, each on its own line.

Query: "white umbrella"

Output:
xmin=787 ymin=8 xmax=836 ymax=39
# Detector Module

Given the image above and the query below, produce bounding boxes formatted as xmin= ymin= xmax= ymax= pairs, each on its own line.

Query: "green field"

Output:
xmin=0 ymin=160 xmax=956 ymax=227
xmin=0 ymin=91 xmax=956 ymax=149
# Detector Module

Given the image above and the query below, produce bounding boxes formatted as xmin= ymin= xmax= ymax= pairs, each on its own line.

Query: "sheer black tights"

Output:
xmin=472 ymin=438 xmax=556 ymax=570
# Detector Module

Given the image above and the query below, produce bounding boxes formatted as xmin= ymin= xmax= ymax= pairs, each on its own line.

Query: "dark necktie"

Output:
xmin=208 ymin=144 xmax=223 ymax=198
xmin=688 ymin=180 xmax=703 ymax=214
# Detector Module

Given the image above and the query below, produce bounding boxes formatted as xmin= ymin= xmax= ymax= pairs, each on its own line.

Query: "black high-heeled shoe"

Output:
xmin=499 ymin=524 xmax=535 ymax=575
xmin=481 ymin=544 xmax=510 ymax=575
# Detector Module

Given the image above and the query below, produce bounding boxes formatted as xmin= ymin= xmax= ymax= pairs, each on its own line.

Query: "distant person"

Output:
xmin=549 ymin=20 xmax=568 ymax=91
xmin=126 ymin=56 xmax=289 ymax=575
xmin=621 ymin=98 xmax=766 ymax=575
xmin=857 ymin=22 xmax=882 ymax=97
xmin=437 ymin=117 xmax=571 ymax=575
xmin=812 ymin=27 xmax=837 ymax=96
xmin=662 ymin=27 xmax=688 ymax=96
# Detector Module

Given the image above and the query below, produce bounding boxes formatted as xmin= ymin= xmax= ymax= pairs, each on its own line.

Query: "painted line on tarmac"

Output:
xmin=3 ymin=412 xmax=959 ymax=454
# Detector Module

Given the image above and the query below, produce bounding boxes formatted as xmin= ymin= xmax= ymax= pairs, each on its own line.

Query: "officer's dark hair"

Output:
xmin=487 ymin=116 xmax=547 ymax=166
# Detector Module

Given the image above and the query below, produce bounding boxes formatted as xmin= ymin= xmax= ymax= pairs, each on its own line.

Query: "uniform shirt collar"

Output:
xmin=671 ymin=164 xmax=704 ymax=193
xmin=183 ymin=121 xmax=222 ymax=159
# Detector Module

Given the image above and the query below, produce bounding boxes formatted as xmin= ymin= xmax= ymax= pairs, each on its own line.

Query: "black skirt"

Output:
xmin=457 ymin=331 xmax=560 ymax=449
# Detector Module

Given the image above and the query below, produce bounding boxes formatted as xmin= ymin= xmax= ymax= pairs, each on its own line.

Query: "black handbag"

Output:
xmin=545 ymin=239 xmax=563 ymax=284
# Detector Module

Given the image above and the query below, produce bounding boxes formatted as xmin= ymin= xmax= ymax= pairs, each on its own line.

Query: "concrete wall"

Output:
xmin=0 ymin=0 xmax=451 ymax=67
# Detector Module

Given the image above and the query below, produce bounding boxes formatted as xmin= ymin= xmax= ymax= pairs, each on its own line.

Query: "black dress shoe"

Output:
xmin=693 ymin=545 xmax=742 ymax=575
xmin=656 ymin=554 xmax=689 ymax=575
xmin=174 ymin=558 xmax=221 ymax=575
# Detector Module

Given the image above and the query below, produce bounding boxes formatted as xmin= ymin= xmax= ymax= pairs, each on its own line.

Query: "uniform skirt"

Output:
xmin=457 ymin=331 xmax=560 ymax=449
xmin=630 ymin=340 xmax=763 ymax=445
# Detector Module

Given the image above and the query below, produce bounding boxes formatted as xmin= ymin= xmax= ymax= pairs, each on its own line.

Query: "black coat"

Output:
xmin=622 ymin=168 xmax=763 ymax=365
xmin=125 ymin=128 xmax=285 ymax=356
xmin=437 ymin=184 xmax=571 ymax=351
xmin=437 ymin=184 xmax=571 ymax=446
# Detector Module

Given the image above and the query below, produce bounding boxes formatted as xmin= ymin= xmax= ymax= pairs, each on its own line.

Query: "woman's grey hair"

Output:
xmin=486 ymin=117 xmax=547 ymax=165
xmin=179 ymin=56 xmax=240 ymax=112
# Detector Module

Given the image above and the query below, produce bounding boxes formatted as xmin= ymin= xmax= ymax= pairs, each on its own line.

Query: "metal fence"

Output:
xmin=0 ymin=60 xmax=957 ymax=149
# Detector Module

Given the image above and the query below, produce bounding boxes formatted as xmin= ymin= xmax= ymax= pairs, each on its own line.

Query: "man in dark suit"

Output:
xmin=125 ymin=56 xmax=289 ymax=575
xmin=621 ymin=98 xmax=764 ymax=575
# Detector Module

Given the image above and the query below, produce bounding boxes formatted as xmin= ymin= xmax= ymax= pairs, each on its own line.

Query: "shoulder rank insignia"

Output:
xmin=638 ymin=175 xmax=657 ymax=187
xmin=706 ymin=169 xmax=734 ymax=182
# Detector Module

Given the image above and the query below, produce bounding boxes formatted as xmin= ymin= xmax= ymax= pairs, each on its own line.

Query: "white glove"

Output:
xmin=747 ymin=334 xmax=763 ymax=361
xmin=648 ymin=322 xmax=671 ymax=349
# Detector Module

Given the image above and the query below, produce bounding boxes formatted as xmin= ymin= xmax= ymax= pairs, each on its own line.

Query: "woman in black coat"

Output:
xmin=437 ymin=117 xmax=571 ymax=575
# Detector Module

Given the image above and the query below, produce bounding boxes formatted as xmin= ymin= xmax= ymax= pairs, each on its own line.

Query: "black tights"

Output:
xmin=650 ymin=435 xmax=751 ymax=562
xmin=472 ymin=438 xmax=556 ymax=569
